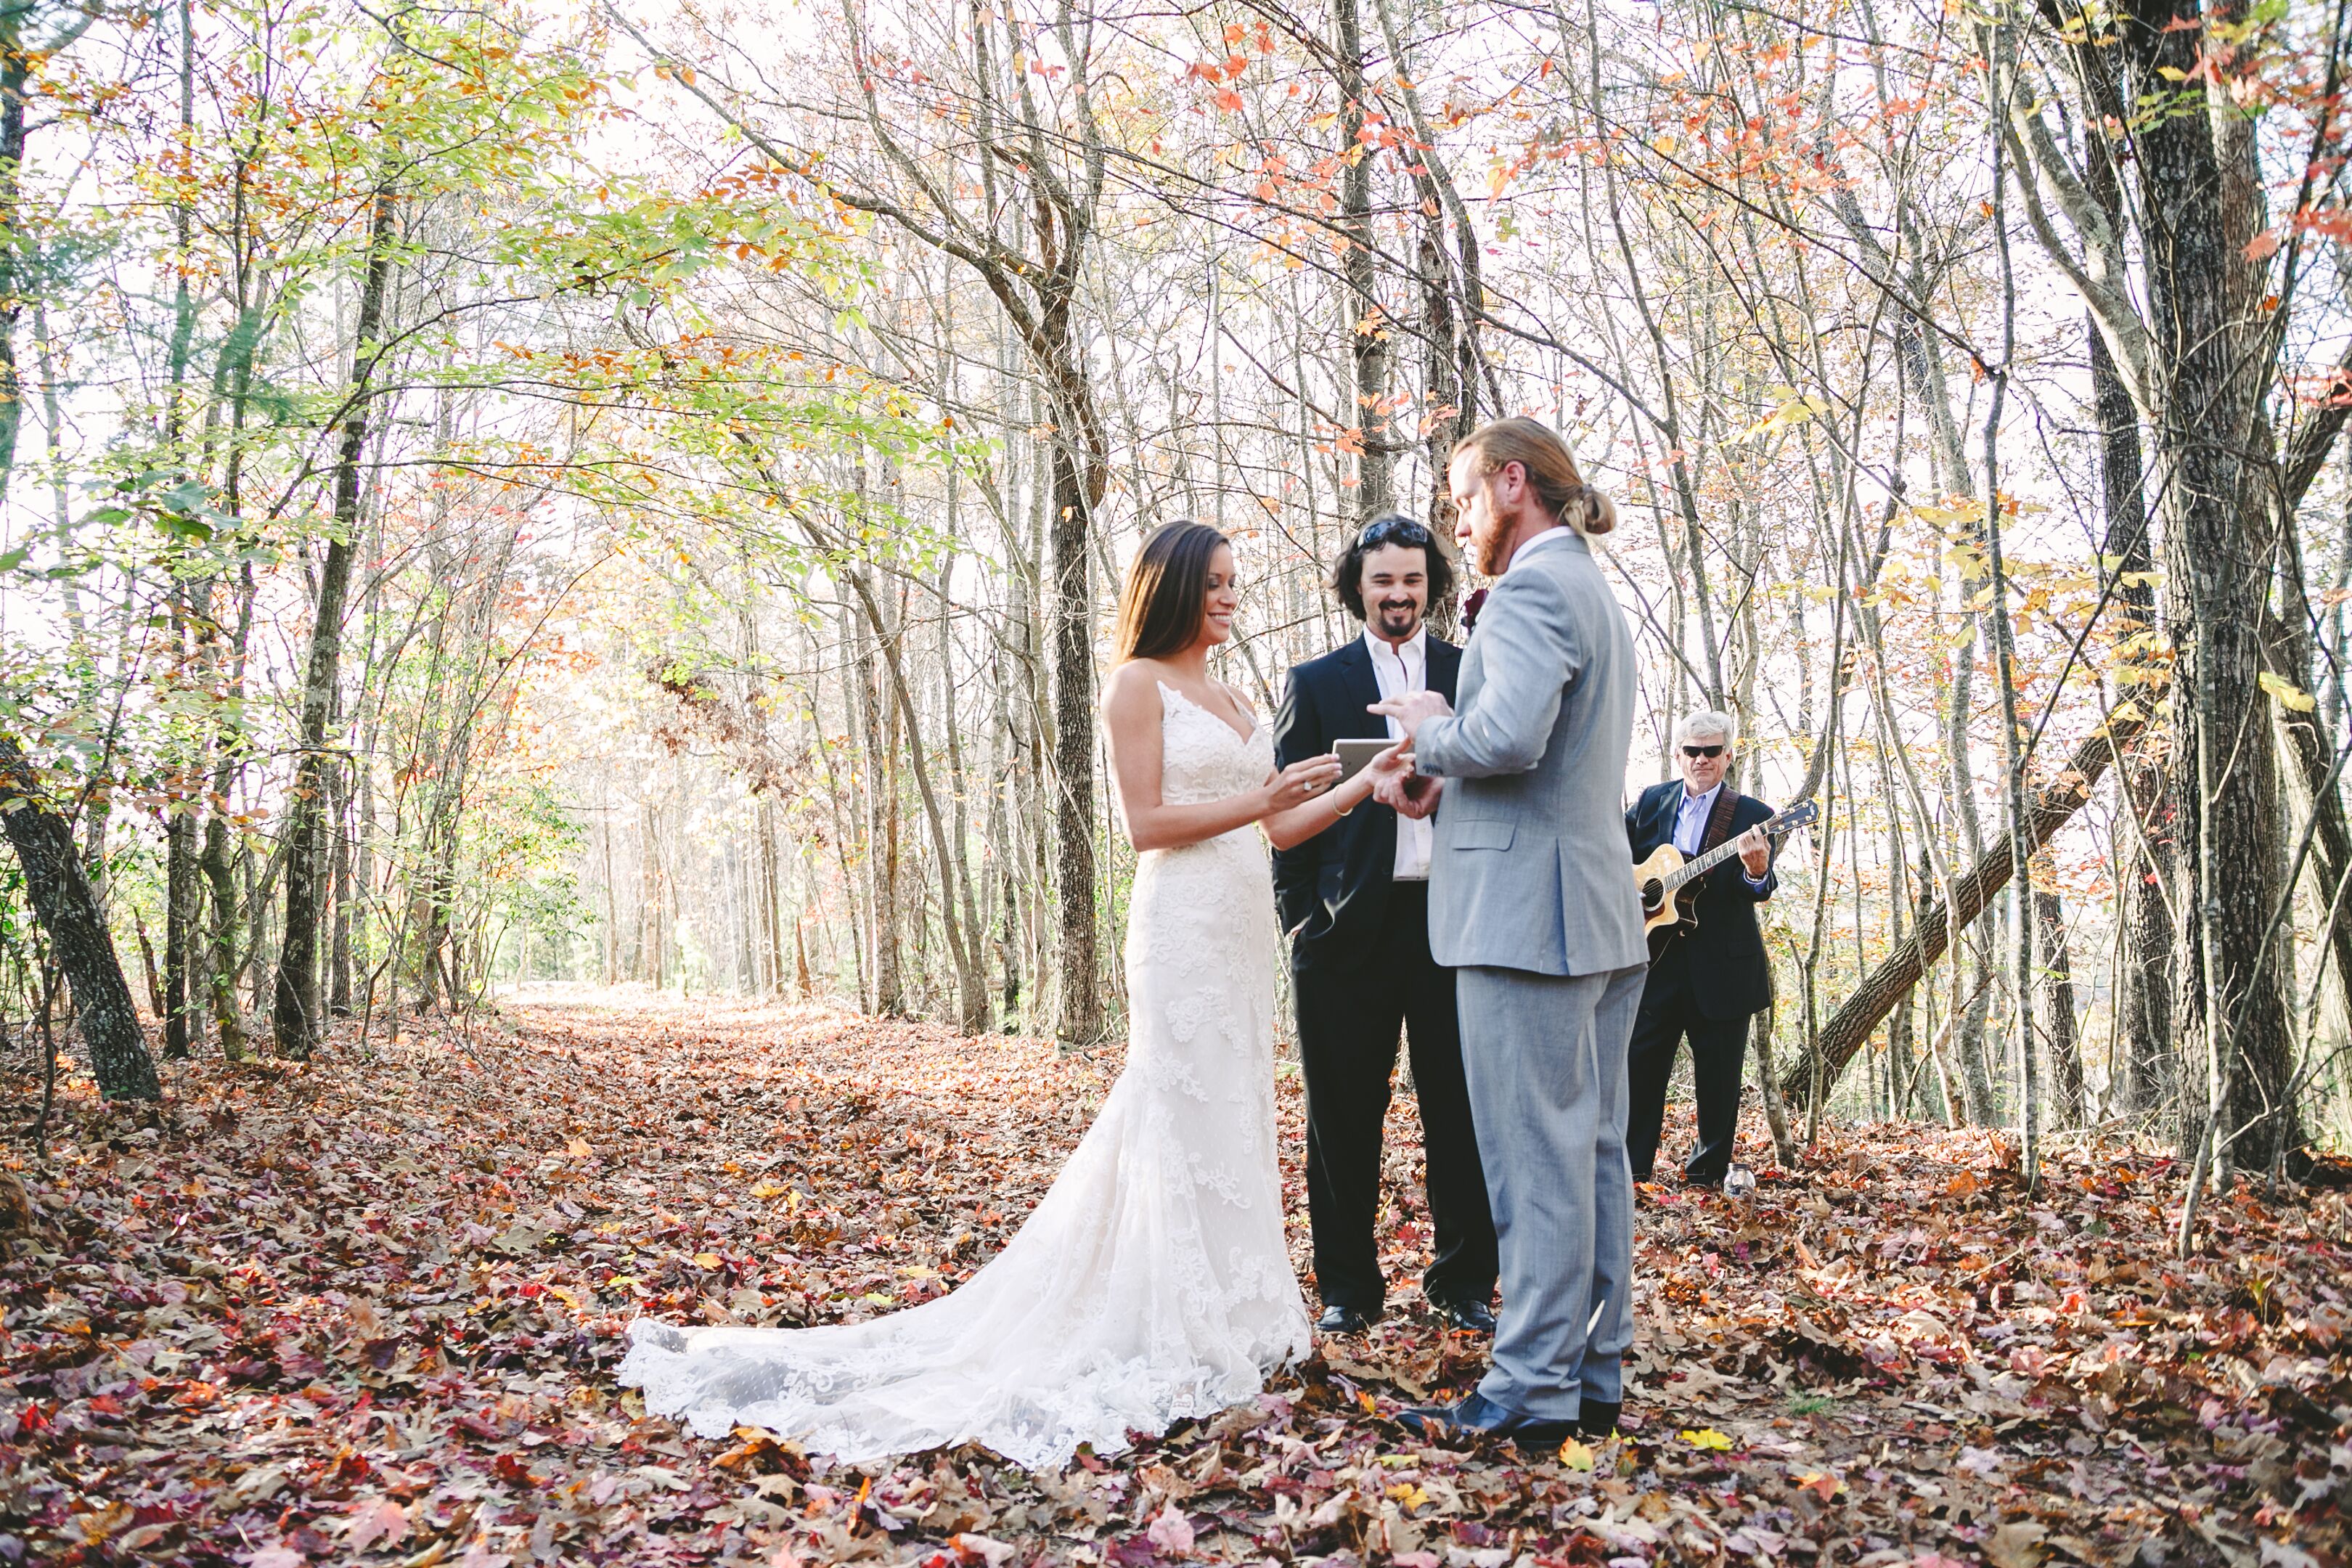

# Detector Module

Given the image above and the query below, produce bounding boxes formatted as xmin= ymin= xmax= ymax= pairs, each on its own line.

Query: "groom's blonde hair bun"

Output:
xmin=1457 ymin=417 xmax=1618 ymax=538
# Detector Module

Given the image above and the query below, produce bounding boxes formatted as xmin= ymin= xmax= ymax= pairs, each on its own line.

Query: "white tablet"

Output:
xmin=1334 ymin=737 xmax=1397 ymax=783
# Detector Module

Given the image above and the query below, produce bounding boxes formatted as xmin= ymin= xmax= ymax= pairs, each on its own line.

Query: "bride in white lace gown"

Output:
xmin=618 ymin=522 xmax=1354 ymax=1469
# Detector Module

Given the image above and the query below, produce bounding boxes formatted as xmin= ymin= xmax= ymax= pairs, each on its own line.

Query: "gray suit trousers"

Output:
xmin=1455 ymin=962 xmax=1647 ymax=1419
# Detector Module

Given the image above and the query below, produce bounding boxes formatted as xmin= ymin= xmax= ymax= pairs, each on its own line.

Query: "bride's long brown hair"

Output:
xmin=1114 ymin=521 xmax=1230 ymax=663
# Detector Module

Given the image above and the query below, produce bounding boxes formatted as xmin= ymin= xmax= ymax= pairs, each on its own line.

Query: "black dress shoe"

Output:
xmin=1315 ymin=1303 xmax=1379 ymax=1335
xmin=1577 ymin=1400 xmax=1621 ymax=1438
xmin=1432 ymin=1298 xmax=1498 ymax=1335
xmin=1399 ymin=1392 xmax=1577 ymax=1447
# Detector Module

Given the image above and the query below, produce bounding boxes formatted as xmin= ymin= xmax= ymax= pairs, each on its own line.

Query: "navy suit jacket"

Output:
xmin=1272 ymin=634 xmax=1462 ymax=963
xmin=1625 ymin=780 xmax=1778 ymax=1018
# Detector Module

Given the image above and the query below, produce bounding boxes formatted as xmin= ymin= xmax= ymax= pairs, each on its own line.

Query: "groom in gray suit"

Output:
xmin=1371 ymin=417 xmax=1649 ymax=1446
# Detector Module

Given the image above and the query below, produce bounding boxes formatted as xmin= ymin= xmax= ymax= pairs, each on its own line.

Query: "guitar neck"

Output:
xmin=1665 ymin=836 xmax=1752 ymax=890
xmin=1665 ymin=809 xmax=1803 ymax=889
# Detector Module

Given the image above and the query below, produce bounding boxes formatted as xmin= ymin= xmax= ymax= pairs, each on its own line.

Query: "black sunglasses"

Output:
xmin=1358 ymin=517 xmax=1434 ymax=548
xmin=1681 ymin=744 xmax=1726 ymax=759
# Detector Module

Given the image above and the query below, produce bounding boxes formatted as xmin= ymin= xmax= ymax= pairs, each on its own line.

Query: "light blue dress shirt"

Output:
xmin=1676 ymin=782 xmax=1770 ymax=889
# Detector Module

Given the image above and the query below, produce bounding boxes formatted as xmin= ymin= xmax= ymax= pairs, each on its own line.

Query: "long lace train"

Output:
xmin=617 ymin=682 xmax=1310 ymax=1469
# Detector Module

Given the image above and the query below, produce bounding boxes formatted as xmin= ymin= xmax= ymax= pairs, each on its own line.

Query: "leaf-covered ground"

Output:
xmin=2 ymin=992 xmax=2347 ymax=1568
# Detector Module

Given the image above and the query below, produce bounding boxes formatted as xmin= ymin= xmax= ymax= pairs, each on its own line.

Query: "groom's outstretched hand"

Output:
xmin=1373 ymin=767 xmax=1442 ymax=819
xmin=1369 ymin=690 xmax=1453 ymax=743
xmin=1360 ymin=743 xmax=1440 ymax=819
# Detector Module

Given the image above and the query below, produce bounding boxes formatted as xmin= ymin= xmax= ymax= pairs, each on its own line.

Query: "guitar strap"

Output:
xmin=1651 ymin=787 xmax=1744 ymax=958
xmin=1699 ymin=785 xmax=1740 ymax=858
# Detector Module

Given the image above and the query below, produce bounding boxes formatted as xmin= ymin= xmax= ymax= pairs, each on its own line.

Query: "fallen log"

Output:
xmin=1780 ymin=711 xmax=2144 ymax=1109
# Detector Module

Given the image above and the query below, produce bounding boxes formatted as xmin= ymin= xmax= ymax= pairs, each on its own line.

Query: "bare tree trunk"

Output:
xmin=759 ymin=797 xmax=785 ymax=997
xmin=1331 ymin=0 xmax=1392 ymax=518
xmin=850 ymin=560 xmax=986 ymax=1029
xmin=1975 ymin=81 xmax=2038 ymax=1180
xmin=2123 ymin=0 xmax=2303 ymax=1177
xmin=0 ymin=737 xmax=159 ymax=1100
xmin=328 ymin=750 xmax=353 ymax=1016
xmin=849 ymin=576 xmax=906 ymax=1016
xmin=988 ymin=645 xmax=1024 ymax=1022
xmin=2035 ymin=878 xmax=2086 ymax=1127
xmin=1750 ymin=1005 xmax=1799 ymax=1170
xmin=1042 ymin=392 xmax=1101 ymax=1042
xmin=2261 ymin=444 xmax=2352 ymax=1055
xmin=936 ymin=546 xmax=992 ymax=1033
xmin=200 ymin=812 xmax=248 ymax=1061
xmin=274 ymin=184 xmax=397 ymax=1059
xmin=163 ymin=809 xmax=198 ymax=1058
xmin=2083 ymin=160 xmax=2173 ymax=1114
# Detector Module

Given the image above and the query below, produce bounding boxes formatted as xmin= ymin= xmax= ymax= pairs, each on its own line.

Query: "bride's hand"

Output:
xmin=1262 ymin=754 xmax=1342 ymax=815
xmin=1359 ymin=741 xmax=1412 ymax=788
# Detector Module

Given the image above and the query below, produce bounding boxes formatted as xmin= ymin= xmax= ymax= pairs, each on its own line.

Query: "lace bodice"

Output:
xmin=617 ymin=679 xmax=1307 ymax=1470
xmin=1152 ymin=680 xmax=1274 ymax=809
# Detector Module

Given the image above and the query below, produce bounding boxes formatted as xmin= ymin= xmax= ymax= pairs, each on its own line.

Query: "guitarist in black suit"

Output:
xmin=1622 ymin=711 xmax=1778 ymax=1188
xmin=1270 ymin=515 xmax=1498 ymax=1336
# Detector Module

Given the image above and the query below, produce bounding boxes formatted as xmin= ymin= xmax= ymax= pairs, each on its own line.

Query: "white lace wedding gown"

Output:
xmin=618 ymin=682 xmax=1311 ymax=1469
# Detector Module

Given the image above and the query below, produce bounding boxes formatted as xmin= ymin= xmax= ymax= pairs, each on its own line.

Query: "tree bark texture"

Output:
xmin=2034 ymin=880 xmax=2086 ymax=1127
xmin=1331 ymin=0 xmax=1392 ymax=518
xmin=274 ymin=184 xmax=396 ymax=1058
xmin=1045 ymin=396 xmax=1102 ymax=1042
xmin=163 ymin=809 xmax=197 ymax=1058
xmin=2085 ymin=179 xmax=2175 ymax=1115
xmin=0 ymin=737 xmax=160 ymax=1101
xmin=2123 ymin=0 xmax=2302 ymax=1170
xmin=200 ymin=811 xmax=248 ymax=1061
xmin=0 ymin=35 xmax=31 ymax=496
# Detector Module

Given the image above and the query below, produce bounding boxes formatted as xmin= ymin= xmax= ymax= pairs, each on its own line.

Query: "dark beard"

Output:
xmin=1372 ymin=604 xmax=1420 ymax=638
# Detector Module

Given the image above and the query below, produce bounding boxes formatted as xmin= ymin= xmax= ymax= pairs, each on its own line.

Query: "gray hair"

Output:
xmin=1675 ymin=709 xmax=1737 ymax=748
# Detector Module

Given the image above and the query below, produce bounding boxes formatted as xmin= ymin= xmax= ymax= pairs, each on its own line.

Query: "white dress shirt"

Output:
xmin=1365 ymin=626 xmax=1432 ymax=881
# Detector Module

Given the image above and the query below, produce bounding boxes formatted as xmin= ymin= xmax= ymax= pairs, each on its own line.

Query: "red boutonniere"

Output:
xmin=1462 ymin=587 xmax=1490 ymax=632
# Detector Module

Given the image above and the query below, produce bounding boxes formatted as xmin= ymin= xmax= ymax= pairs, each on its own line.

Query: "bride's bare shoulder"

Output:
xmin=1103 ymin=660 xmax=1170 ymax=716
xmin=1106 ymin=660 xmax=1175 ymax=698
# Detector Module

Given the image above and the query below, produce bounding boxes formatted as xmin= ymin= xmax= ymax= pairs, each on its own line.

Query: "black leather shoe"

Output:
xmin=1315 ymin=1303 xmax=1380 ymax=1336
xmin=1432 ymin=1298 xmax=1498 ymax=1335
xmin=1577 ymin=1400 xmax=1621 ymax=1438
xmin=1397 ymin=1392 xmax=1577 ymax=1447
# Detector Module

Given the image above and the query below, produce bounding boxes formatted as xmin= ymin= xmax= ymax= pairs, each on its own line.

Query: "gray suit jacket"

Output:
xmin=1415 ymin=531 xmax=1646 ymax=976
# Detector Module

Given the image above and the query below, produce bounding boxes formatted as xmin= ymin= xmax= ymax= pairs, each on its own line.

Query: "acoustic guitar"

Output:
xmin=1633 ymin=799 xmax=1818 ymax=957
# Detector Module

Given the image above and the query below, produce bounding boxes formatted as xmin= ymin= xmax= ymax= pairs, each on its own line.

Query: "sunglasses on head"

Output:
xmin=1358 ymin=517 xmax=1433 ymax=549
xmin=1682 ymin=744 xmax=1726 ymax=759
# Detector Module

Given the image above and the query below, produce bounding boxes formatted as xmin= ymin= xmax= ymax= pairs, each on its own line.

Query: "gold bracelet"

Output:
xmin=1333 ymin=791 xmax=1357 ymax=818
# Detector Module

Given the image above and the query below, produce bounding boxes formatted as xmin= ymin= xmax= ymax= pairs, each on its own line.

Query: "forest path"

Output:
xmin=0 ymin=995 xmax=2343 ymax=1566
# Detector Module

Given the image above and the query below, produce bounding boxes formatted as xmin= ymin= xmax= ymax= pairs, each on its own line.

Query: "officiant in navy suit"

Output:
xmin=1622 ymin=710 xmax=1778 ymax=1188
xmin=1268 ymin=515 xmax=1498 ymax=1338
